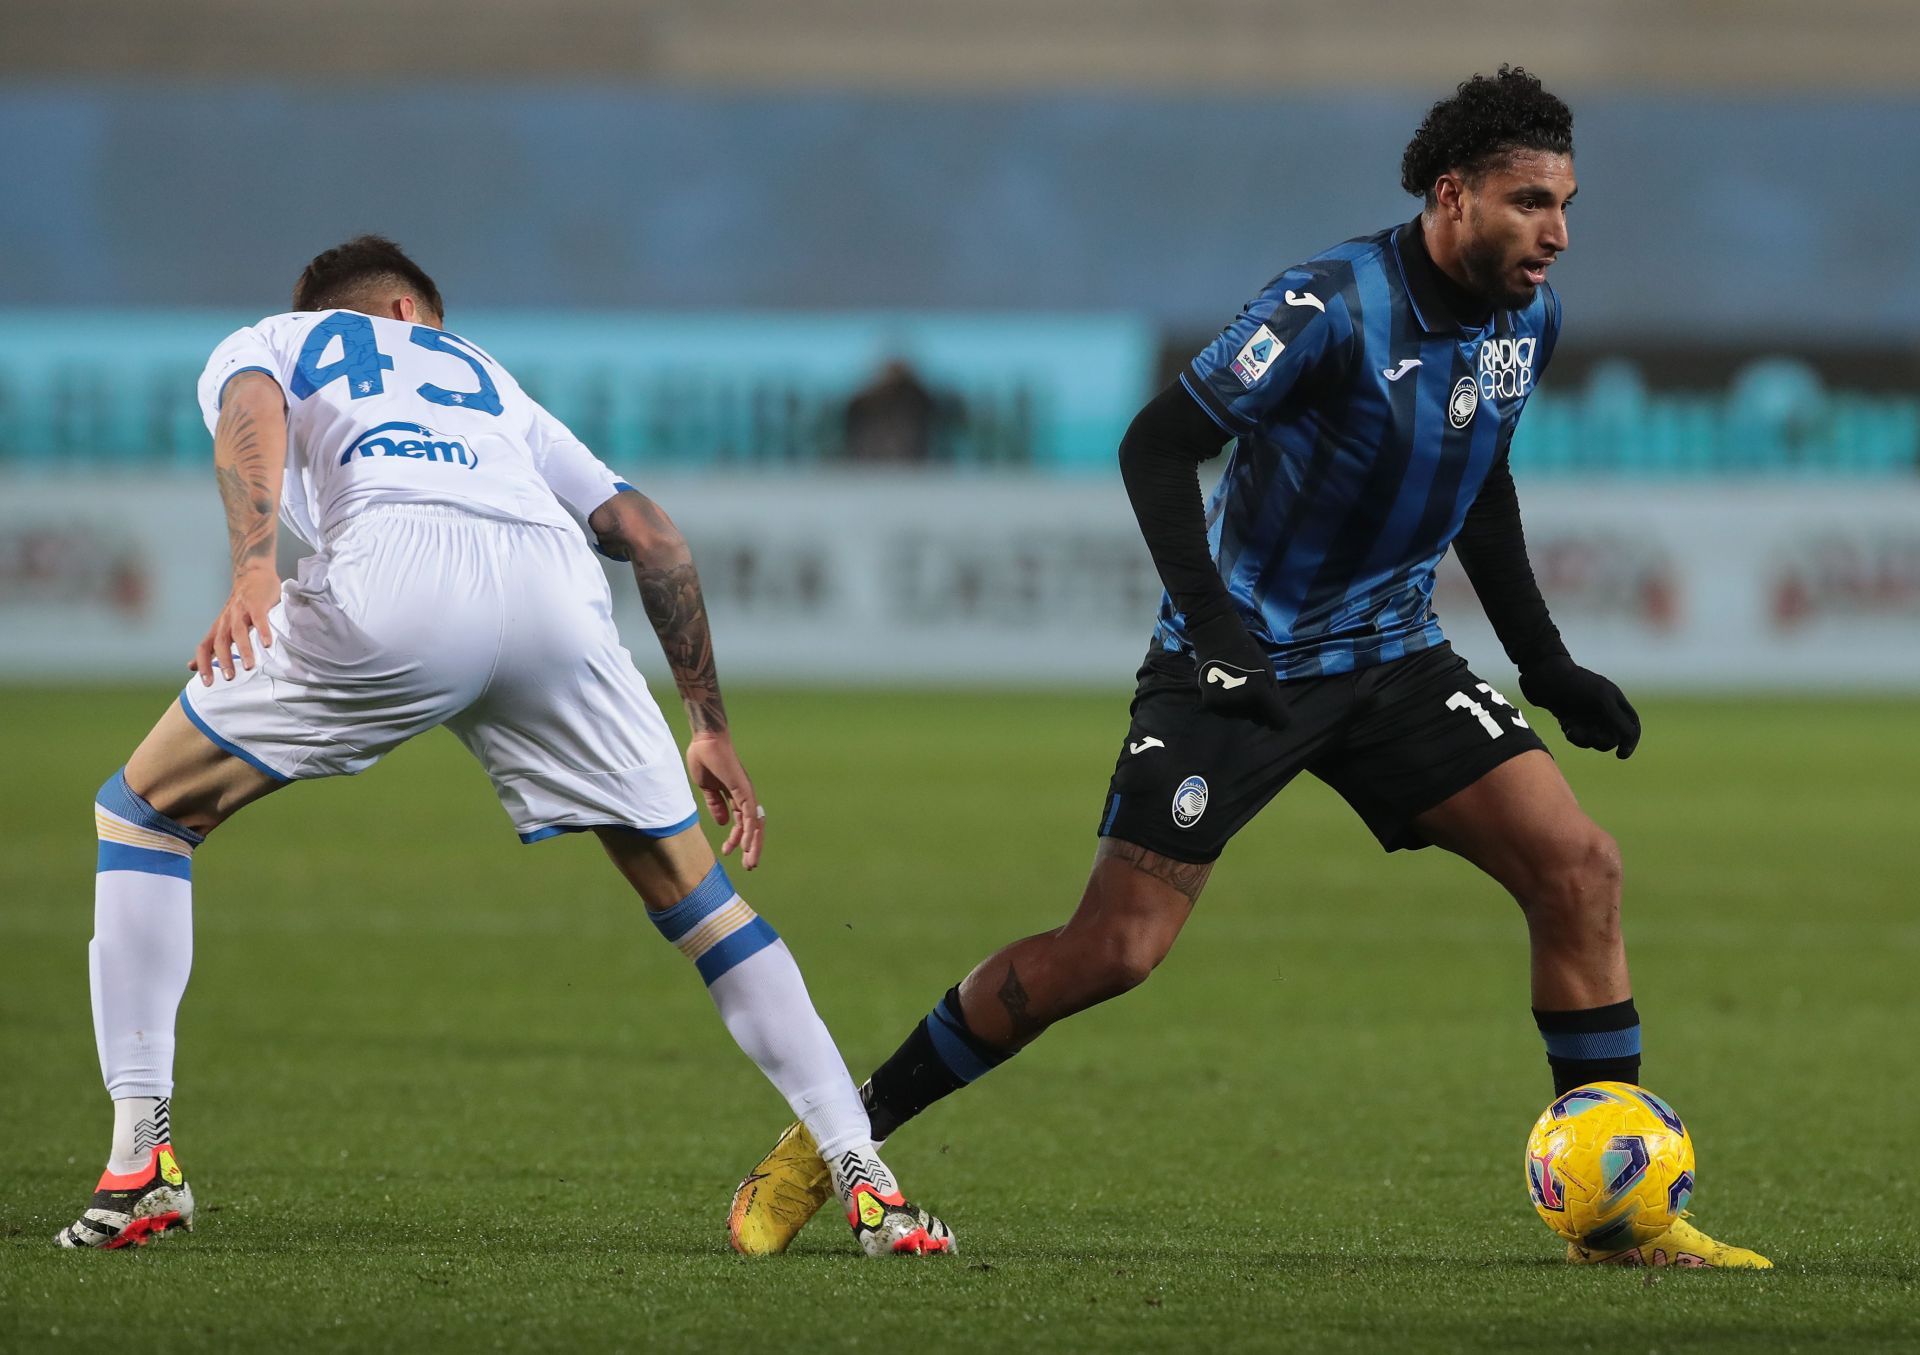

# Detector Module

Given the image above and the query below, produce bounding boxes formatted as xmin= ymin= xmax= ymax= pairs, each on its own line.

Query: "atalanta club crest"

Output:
xmin=1171 ymin=775 xmax=1209 ymax=828
xmin=1448 ymin=376 xmax=1479 ymax=429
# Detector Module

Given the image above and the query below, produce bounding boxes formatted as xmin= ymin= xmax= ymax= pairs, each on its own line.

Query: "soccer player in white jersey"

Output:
xmin=58 ymin=235 xmax=951 ymax=1257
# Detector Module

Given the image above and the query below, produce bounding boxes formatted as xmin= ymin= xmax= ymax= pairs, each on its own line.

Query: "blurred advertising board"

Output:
xmin=2 ymin=475 xmax=1917 ymax=690
xmin=0 ymin=311 xmax=1156 ymax=471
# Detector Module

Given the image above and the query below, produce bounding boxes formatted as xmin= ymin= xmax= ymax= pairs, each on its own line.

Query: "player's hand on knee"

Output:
xmin=190 ymin=570 xmax=277 ymax=684
xmin=1519 ymin=656 xmax=1641 ymax=759
xmin=686 ymin=733 xmax=764 ymax=870
xmin=1187 ymin=609 xmax=1289 ymax=730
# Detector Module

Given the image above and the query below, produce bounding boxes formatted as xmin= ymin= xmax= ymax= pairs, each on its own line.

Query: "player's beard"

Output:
xmin=1459 ymin=226 xmax=1535 ymax=311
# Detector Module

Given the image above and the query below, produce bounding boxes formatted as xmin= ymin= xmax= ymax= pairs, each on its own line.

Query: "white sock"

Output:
xmin=824 ymin=1144 xmax=900 ymax=1207
xmin=107 ymin=1097 xmax=172 ymax=1176
xmin=91 ymin=771 xmax=198 ymax=1113
xmin=707 ymin=943 xmax=876 ymax=1158
xmin=648 ymin=865 xmax=874 ymax=1159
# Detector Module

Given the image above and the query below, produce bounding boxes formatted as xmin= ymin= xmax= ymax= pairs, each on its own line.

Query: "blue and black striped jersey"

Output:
xmin=1159 ymin=220 xmax=1561 ymax=679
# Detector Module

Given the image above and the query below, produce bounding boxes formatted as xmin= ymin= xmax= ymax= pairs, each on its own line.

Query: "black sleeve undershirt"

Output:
xmin=1452 ymin=451 xmax=1569 ymax=667
xmin=1122 ymin=379 xmax=1566 ymax=666
xmin=1117 ymin=380 xmax=1237 ymax=628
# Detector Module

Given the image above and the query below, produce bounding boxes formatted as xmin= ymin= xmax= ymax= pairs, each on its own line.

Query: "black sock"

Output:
xmin=1533 ymin=998 xmax=1641 ymax=1097
xmin=862 ymin=986 xmax=1013 ymax=1142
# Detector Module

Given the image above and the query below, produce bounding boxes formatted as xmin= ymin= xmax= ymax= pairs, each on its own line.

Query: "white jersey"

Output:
xmin=184 ymin=310 xmax=695 ymax=842
xmin=197 ymin=310 xmax=624 ymax=545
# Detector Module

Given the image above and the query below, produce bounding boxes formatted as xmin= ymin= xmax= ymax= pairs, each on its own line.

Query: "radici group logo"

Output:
xmin=1477 ymin=336 xmax=1538 ymax=401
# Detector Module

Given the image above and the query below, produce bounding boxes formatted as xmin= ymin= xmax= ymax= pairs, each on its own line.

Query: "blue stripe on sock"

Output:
xmin=95 ymin=770 xmax=203 ymax=846
xmin=924 ymin=996 xmax=1006 ymax=1084
xmin=96 ymin=841 xmax=193 ymax=879
xmin=646 ymin=863 xmax=737 ymax=943
xmin=1542 ymin=1025 xmax=1642 ymax=1061
xmin=691 ymin=916 xmax=780 ymax=983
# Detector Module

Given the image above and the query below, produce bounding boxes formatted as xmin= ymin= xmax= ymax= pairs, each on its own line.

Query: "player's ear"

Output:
xmin=390 ymin=295 xmax=417 ymax=324
xmin=1432 ymin=172 xmax=1468 ymax=221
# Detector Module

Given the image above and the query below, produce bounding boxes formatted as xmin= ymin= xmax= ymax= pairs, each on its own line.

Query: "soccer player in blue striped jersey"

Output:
xmin=727 ymin=67 xmax=1769 ymax=1270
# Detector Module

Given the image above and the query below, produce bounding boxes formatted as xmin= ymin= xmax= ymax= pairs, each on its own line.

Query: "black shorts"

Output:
xmin=1097 ymin=642 xmax=1549 ymax=863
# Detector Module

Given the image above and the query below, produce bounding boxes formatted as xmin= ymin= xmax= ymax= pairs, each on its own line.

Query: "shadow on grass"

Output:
xmin=1776 ymin=1256 xmax=1919 ymax=1284
xmin=959 ymin=1240 xmax=1571 ymax=1272
xmin=15 ymin=1203 xmax=1912 ymax=1290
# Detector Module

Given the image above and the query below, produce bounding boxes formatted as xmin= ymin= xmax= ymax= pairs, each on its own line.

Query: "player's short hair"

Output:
xmin=1400 ymin=66 xmax=1573 ymax=203
xmin=293 ymin=235 xmax=445 ymax=320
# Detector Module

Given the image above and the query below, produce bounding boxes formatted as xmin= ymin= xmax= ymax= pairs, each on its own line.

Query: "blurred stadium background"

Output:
xmin=5 ymin=0 xmax=1920 ymax=689
xmin=4 ymin=5 xmax=1918 ymax=1351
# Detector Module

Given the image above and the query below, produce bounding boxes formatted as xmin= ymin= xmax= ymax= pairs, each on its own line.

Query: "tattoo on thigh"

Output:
xmin=1100 ymin=838 xmax=1211 ymax=903
xmin=997 ymin=964 xmax=1044 ymax=1042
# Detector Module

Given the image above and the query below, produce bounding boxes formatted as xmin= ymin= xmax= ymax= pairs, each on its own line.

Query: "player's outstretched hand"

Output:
xmin=686 ymin=732 xmax=764 ymax=871
xmin=1187 ymin=609 xmax=1289 ymax=731
xmin=190 ymin=567 xmax=279 ymax=686
xmin=1519 ymin=656 xmax=1641 ymax=759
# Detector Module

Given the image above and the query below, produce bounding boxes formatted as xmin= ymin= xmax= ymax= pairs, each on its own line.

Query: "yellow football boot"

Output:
xmin=1568 ymin=1213 xmax=1772 ymax=1269
xmin=726 ymin=1120 xmax=834 ymax=1256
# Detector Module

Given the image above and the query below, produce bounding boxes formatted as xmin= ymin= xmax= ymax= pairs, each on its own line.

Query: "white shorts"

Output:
xmin=179 ymin=503 xmax=699 ymax=844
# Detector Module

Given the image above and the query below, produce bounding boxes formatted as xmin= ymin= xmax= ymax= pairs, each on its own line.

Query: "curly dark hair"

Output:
xmin=293 ymin=234 xmax=445 ymax=319
xmin=1400 ymin=66 xmax=1573 ymax=202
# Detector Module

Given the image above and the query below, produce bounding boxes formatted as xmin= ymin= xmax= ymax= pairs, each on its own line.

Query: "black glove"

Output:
xmin=1519 ymin=656 xmax=1641 ymax=759
xmin=1187 ymin=608 xmax=1289 ymax=730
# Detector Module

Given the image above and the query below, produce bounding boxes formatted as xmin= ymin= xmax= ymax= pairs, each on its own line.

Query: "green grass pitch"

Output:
xmin=2 ymin=685 xmax=1916 ymax=1352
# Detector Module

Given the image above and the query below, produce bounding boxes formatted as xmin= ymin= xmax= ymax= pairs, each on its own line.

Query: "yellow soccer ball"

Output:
xmin=1524 ymin=1081 xmax=1696 ymax=1252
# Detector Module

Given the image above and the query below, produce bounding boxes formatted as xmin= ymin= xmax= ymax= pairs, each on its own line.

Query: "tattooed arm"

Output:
xmin=589 ymin=490 xmax=726 ymax=734
xmin=192 ymin=372 xmax=287 ymax=684
xmin=589 ymin=490 xmax=765 ymax=867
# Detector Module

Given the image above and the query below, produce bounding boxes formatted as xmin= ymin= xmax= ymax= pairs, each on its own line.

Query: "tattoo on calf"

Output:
xmin=996 ymin=964 xmax=1044 ymax=1043
xmin=1100 ymin=838 xmax=1212 ymax=903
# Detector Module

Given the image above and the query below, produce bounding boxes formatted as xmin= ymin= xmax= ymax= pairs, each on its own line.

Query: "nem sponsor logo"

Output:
xmin=339 ymin=422 xmax=479 ymax=470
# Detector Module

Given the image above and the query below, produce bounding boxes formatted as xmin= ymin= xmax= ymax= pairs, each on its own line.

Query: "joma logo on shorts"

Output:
xmin=340 ymin=421 xmax=479 ymax=469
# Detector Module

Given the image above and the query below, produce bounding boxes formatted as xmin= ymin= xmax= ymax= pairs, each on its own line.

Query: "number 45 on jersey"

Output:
xmin=289 ymin=312 xmax=503 ymax=416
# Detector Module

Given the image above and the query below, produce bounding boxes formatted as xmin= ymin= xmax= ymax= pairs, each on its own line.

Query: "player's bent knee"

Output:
xmin=95 ymin=768 xmax=205 ymax=877
xmin=1098 ymin=947 xmax=1161 ymax=996
xmin=644 ymin=861 xmax=779 ymax=986
xmin=1586 ymin=829 xmax=1624 ymax=896
xmin=1520 ymin=824 xmax=1623 ymax=936
xmin=1063 ymin=847 xmax=1196 ymax=998
xmin=1081 ymin=921 xmax=1174 ymax=998
xmin=1563 ymin=826 xmax=1623 ymax=911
